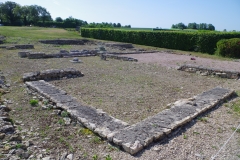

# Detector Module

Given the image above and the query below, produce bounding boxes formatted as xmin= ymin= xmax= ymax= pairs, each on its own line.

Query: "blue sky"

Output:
xmin=5 ymin=0 xmax=240 ymax=31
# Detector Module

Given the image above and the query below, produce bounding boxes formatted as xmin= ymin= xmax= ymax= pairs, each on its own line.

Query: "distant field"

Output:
xmin=0 ymin=26 xmax=81 ymax=41
xmin=113 ymin=27 xmax=200 ymax=32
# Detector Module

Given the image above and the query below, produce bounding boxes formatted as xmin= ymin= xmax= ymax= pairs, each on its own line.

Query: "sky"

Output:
xmin=3 ymin=0 xmax=240 ymax=31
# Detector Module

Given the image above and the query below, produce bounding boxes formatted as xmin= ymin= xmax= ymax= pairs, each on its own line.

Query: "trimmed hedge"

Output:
xmin=216 ymin=38 xmax=240 ymax=58
xmin=81 ymin=28 xmax=240 ymax=54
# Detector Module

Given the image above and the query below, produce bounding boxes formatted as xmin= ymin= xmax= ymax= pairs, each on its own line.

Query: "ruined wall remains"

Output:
xmin=22 ymin=68 xmax=84 ymax=82
xmin=178 ymin=64 xmax=240 ymax=79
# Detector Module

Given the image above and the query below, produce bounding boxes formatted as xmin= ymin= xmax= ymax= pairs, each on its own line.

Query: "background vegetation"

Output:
xmin=81 ymin=28 xmax=240 ymax=55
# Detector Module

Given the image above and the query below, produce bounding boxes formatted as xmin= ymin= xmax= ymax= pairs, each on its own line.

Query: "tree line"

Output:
xmin=0 ymin=1 xmax=131 ymax=28
xmin=171 ymin=22 xmax=215 ymax=30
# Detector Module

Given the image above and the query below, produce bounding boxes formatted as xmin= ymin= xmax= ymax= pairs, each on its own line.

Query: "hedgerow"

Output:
xmin=81 ymin=28 xmax=240 ymax=54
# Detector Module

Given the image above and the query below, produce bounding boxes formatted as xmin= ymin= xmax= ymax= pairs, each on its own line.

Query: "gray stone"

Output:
xmin=60 ymin=152 xmax=68 ymax=160
xmin=9 ymin=134 xmax=22 ymax=141
xmin=69 ymin=58 xmax=82 ymax=63
xmin=0 ymin=133 xmax=5 ymax=139
xmin=42 ymin=157 xmax=51 ymax=160
xmin=63 ymin=117 xmax=71 ymax=125
xmin=27 ymin=52 xmax=45 ymax=59
xmin=201 ymin=72 xmax=208 ymax=76
xmin=15 ymin=148 xmax=24 ymax=157
xmin=66 ymin=154 xmax=74 ymax=160
xmin=18 ymin=51 xmax=29 ymax=58
xmin=22 ymin=152 xmax=30 ymax=158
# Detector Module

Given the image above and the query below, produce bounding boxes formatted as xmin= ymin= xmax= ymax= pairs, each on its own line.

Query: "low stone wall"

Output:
xmin=177 ymin=64 xmax=240 ymax=79
xmin=39 ymin=39 xmax=86 ymax=45
xmin=22 ymin=68 xmax=84 ymax=82
xmin=0 ymin=105 xmax=14 ymax=134
xmin=105 ymin=43 xmax=134 ymax=48
xmin=105 ymin=54 xmax=138 ymax=62
xmin=18 ymin=50 xmax=97 ymax=59
xmin=0 ymin=35 xmax=6 ymax=44
xmin=0 ymin=45 xmax=34 ymax=50
xmin=108 ymin=51 xmax=158 ymax=55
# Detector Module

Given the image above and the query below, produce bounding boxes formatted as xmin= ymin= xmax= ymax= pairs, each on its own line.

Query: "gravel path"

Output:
xmin=125 ymin=52 xmax=240 ymax=71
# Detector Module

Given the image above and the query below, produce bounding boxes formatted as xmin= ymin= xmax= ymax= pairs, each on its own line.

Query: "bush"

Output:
xmin=216 ymin=38 xmax=240 ymax=58
xmin=81 ymin=28 xmax=240 ymax=54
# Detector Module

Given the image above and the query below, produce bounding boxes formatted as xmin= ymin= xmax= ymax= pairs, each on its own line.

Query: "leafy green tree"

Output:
xmin=187 ymin=22 xmax=197 ymax=29
xmin=37 ymin=6 xmax=52 ymax=23
xmin=27 ymin=5 xmax=40 ymax=24
xmin=177 ymin=22 xmax=187 ymax=29
xmin=116 ymin=23 xmax=121 ymax=27
xmin=55 ymin=17 xmax=63 ymax=22
xmin=208 ymin=24 xmax=215 ymax=30
xmin=171 ymin=24 xmax=176 ymax=29
xmin=0 ymin=1 xmax=21 ymax=24
xmin=13 ymin=5 xmax=30 ymax=25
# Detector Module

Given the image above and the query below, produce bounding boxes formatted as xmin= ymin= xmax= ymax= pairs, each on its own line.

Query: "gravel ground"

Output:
xmin=0 ymin=41 xmax=240 ymax=159
xmin=124 ymin=52 xmax=240 ymax=71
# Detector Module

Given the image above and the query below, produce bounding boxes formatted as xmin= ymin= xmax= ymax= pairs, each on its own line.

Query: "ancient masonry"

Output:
xmin=0 ymin=44 xmax=34 ymax=50
xmin=18 ymin=50 xmax=138 ymax=62
xmin=22 ymin=68 xmax=84 ymax=82
xmin=178 ymin=64 xmax=240 ymax=79
xmin=24 ymin=72 xmax=235 ymax=155
xmin=0 ymin=105 xmax=14 ymax=134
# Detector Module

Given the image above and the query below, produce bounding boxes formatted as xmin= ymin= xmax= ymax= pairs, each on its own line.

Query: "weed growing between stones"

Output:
xmin=58 ymin=118 xmax=65 ymax=125
xmin=197 ymin=117 xmax=208 ymax=123
xmin=231 ymin=127 xmax=240 ymax=133
xmin=29 ymin=99 xmax=38 ymax=106
xmin=61 ymin=111 xmax=69 ymax=117
xmin=78 ymin=128 xmax=93 ymax=135
xmin=105 ymin=155 xmax=112 ymax=160
xmin=91 ymin=136 xmax=102 ymax=144
xmin=183 ymin=134 xmax=187 ymax=139
xmin=92 ymin=154 xmax=98 ymax=160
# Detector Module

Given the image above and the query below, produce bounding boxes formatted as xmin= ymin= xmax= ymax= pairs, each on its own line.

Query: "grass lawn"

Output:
xmin=0 ymin=26 xmax=81 ymax=41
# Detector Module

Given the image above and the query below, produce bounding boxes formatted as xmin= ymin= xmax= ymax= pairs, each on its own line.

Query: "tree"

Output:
xmin=55 ymin=17 xmax=63 ymax=22
xmin=171 ymin=24 xmax=176 ymax=29
xmin=27 ymin=5 xmax=40 ymax=24
xmin=37 ymin=6 xmax=52 ymax=23
xmin=208 ymin=24 xmax=215 ymax=30
xmin=116 ymin=23 xmax=121 ymax=27
xmin=0 ymin=1 xmax=21 ymax=24
xmin=187 ymin=22 xmax=197 ymax=29
xmin=177 ymin=22 xmax=187 ymax=29
xmin=13 ymin=5 xmax=30 ymax=25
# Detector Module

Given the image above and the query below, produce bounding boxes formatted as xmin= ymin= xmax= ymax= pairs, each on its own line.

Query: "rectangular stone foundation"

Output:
xmin=25 ymin=80 xmax=234 ymax=155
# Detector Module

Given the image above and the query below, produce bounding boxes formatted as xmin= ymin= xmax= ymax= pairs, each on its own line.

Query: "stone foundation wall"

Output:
xmin=0 ymin=45 xmax=34 ymax=50
xmin=178 ymin=64 xmax=240 ymax=79
xmin=22 ymin=68 xmax=84 ymax=82
xmin=25 ymin=80 xmax=235 ymax=155
xmin=39 ymin=39 xmax=85 ymax=45
xmin=18 ymin=50 xmax=97 ymax=59
xmin=105 ymin=54 xmax=138 ymax=62
xmin=105 ymin=43 xmax=134 ymax=48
